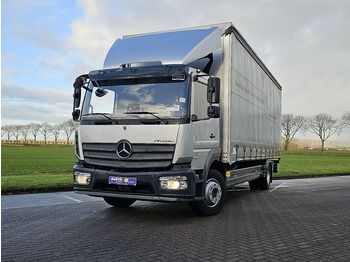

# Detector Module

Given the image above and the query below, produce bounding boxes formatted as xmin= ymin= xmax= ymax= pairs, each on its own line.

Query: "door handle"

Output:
xmin=210 ymin=134 xmax=215 ymax=139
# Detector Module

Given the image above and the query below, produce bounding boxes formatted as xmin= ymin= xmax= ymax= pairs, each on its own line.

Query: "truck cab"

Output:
xmin=73 ymin=64 xmax=223 ymax=215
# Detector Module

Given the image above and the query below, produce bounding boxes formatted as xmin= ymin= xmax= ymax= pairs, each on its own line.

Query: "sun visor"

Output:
xmin=103 ymin=27 xmax=222 ymax=71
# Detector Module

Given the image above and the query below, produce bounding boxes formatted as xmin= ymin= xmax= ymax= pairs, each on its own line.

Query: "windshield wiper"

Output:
xmin=83 ymin=113 xmax=118 ymax=125
xmin=124 ymin=111 xmax=169 ymax=124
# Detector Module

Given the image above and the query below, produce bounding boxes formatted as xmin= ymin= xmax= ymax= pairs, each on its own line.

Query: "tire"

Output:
xmin=249 ymin=163 xmax=272 ymax=190
xmin=259 ymin=163 xmax=272 ymax=190
xmin=189 ymin=169 xmax=227 ymax=216
xmin=249 ymin=179 xmax=260 ymax=190
xmin=103 ymin=197 xmax=136 ymax=207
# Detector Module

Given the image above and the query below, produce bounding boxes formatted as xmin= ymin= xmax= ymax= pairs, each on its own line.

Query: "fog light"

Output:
xmin=74 ymin=171 xmax=91 ymax=185
xmin=159 ymin=176 xmax=188 ymax=190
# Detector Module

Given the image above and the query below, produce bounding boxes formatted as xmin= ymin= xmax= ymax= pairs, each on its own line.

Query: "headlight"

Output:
xmin=159 ymin=176 xmax=188 ymax=190
xmin=74 ymin=171 xmax=91 ymax=185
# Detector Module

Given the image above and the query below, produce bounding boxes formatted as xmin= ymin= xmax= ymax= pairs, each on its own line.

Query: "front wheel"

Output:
xmin=103 ymin=197 xmax=136 ymax=207
xmin=189 ymin=169 xmax=227 ymax=216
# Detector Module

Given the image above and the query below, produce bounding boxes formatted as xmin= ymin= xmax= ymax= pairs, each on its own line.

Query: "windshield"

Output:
xmin=82 ymin=78 xmax=189 ymax=123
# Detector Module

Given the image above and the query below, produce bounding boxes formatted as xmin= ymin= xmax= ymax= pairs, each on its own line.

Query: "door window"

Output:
xmin=193 ymin=81 xmax=209 ymax=120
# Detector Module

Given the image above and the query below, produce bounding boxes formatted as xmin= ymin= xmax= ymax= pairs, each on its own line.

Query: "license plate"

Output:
xmin=109 ymin=176 xmax=137 ymax=186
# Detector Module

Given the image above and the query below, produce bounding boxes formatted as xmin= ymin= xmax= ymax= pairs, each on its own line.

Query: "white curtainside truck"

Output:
xmin=72 ymin=22 xmax=282 ymax=216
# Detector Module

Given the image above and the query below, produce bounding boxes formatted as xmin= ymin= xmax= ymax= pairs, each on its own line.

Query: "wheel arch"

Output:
xmin=210 ymin=160 xmax=226 ymax=179
xmin=202 ymin=148 xmax=223 ymax=181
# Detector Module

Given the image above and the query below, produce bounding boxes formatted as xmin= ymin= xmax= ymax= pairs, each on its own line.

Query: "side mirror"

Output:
xmin=73 ymin=87 xmax=81 ymax=108
xmin=207 ymin=77 xmax=220 ymax=103
xmin=95 ymin=88 xmax=108 ymax=97
xmin=72 ymin=109 xmax=81 ymax=121
xmin=207 ymin=106 xmax=220 ymax=118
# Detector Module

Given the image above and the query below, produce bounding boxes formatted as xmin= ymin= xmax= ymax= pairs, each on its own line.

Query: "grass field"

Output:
xmin=2 ymin=144 xmax=75 ymax=192
xmin=1 ymin=144 xmax=350 ymax=193
xmin=278 ymin=150 xmax=350 ymax=176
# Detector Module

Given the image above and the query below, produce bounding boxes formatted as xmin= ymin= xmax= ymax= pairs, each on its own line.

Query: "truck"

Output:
xmin=72 ymin=22 xmax=282 ymax=216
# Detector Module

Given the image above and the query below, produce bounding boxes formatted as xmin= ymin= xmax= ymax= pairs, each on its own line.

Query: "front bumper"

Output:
xmin=73 ymin=165 xmax=196 ymax=202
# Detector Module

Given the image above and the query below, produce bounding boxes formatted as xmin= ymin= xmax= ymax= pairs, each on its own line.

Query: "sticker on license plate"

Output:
xmin=109 ymin=176 xmax=137 ymax=186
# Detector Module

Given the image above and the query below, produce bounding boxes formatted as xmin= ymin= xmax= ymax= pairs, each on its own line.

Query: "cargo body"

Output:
xmin=72 ymin=22 xmax=282 ymax=216
xmin=221 ymin=28 xmax=281 ymax=164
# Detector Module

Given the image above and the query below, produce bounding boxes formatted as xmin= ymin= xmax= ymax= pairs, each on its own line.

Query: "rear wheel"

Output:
xmin=249 ymin=163 xmax=272 ymax=190
xmin=103 ymin=197 xmax=136 ymax=207
xmin=189 ymin=169 xmax=226 ymax=216
xmin=259 ymin=163 xmax=272 ymax=190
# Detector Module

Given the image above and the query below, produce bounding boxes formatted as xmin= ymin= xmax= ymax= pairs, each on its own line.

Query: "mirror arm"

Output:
xmin=195 ymin=79 xmax=207 ymax=85
xmin=83 ymin=81 xmax=92 ymax=92
xmin=193 ymin=74 xmax=210 ymax=83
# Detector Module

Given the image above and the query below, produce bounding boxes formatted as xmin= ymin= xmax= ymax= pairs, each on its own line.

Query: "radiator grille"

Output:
xmin=82 ymin=143 xmax=175 ymax=170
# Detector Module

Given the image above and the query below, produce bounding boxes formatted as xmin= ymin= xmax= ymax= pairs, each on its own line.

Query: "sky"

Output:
xmin=1 ymin=0 xmax=350 ymax=141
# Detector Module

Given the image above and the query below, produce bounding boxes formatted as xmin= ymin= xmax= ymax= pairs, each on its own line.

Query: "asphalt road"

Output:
xmin=2 ymin=176 xmax=350 ymax=262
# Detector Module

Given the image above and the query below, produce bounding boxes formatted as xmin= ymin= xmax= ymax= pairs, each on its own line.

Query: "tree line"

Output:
xmin=2 ymin=112 xmax=350 ymax=150
xmin=1 ymin=119 xmax=78 ymax=145
xmin=282 ymin=112 xmax=350 ymax=152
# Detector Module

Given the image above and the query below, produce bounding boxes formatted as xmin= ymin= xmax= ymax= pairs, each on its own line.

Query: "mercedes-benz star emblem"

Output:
xmin=116 ymin=140 xmax=132 ymax=159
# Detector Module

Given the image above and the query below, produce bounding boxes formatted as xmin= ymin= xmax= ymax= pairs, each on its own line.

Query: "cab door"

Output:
xmin=191 ymin=79 xmax=220 ymax=170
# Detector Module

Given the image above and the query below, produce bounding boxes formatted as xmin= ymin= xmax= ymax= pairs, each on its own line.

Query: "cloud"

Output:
xmin=3 ymin=52 xmax=17 ymax=62
xmin=2 ymin=78 xmax=71 ymax=105
xmin=12 ymin=26 xmax=70 ymax=53
xmin=1 ymin=101 xmax=71 ymax=124
xmin=1 ymin=78 xmax=73 ymax=124
xmin=2 ymin=67 xmax=23 ymax=76
xmin=39 ymin=59 xmax=72 ymax=71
